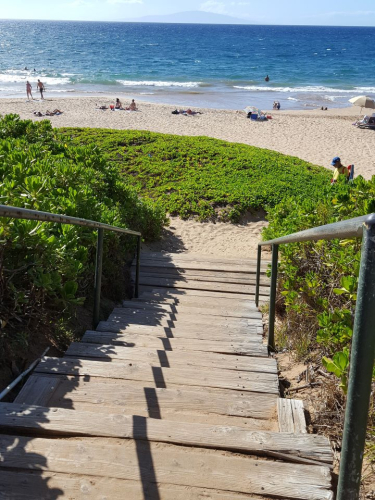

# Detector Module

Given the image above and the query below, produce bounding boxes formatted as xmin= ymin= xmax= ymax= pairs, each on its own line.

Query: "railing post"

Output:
xmin=255 ymin=245 xmax=262 ymax=307
xmin=337 ymin=218 xmax=375 ymax=500
xmin=93 ymin=228 xmax=104 ymax=329
xmin=134 ymin=234 xmax=141 ymax=298
xmin=268 ymin=243 xmax=279 ymax=352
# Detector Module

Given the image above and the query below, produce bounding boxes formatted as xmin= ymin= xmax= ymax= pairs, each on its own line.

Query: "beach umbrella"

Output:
xmin=244 ymin=106 xmax=262 ymax=115
xmin=349 ymin=95 xmax=375 ymax=114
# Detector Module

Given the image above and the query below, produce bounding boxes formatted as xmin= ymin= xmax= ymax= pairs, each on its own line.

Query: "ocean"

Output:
xmin=1 ymin=20 xmax=375 ymax=110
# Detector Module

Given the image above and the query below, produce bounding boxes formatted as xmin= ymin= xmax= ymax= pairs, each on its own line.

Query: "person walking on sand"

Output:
xmin=37 ymin=79 xmax=45 ymax=99
xmin=26 ymin=81 xmax=33 ymax=100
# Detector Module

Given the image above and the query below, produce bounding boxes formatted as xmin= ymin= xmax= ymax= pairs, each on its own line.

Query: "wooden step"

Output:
xmin=65 ymin=343 xmax=277 ymax=374
xmin=0 ymin=435 xmax=333 ymax=500
xmin=35 ymin=357 xmax=278 ymax=394
xmin=15 ymin=375 xmax=278 ymax=427
xmin=83 ymin=330 xmax=268 ymax=356
xmin=0 ymin=403 xmax=333 ymax=464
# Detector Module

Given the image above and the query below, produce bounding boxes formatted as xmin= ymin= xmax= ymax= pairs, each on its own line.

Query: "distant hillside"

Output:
xmin=126 ymin=11 xmax=252 ymax=25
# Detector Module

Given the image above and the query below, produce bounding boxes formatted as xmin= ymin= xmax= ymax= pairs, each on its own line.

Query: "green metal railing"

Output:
xmin=255 ymin=213 xmax=375 ymax=500
xmin=0 ymin=204 xmax=142 ymax=329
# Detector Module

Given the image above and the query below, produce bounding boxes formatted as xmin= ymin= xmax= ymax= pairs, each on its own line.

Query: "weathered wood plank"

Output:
xmin=96 ymin=322 xmax=264 ymax=341
xmin=0 ymin=435 xmax=334 ymax=500
xmin=278 ymin=399 xmax=307 ymax=434
xmin=135 ymin=271 xmax=269 ymax=286
xmin=0 ymin=471 xmax=265 ymax=500
xmin=139 ymin=251 xmax=269 ymax=265
xmin=65 ymin=343 xmax=277 ymax=374
xmin=16 ymin=374 xmax=278 ymax=422
xmin=0 ymin=403 xmax=333 ymax=464
xmin=120 ymin=302 xmax=262 ymax=319
xmin=137 ymin=277 xmax=270 ymax=295
xmin=35 ymin=357 xmax=278 ymax=394
xmin=14 ymin=374 xmax=61 ymax=407
xmin=139 ymin=286 xmax=265 ymax=300
xmin=138 ymin=292 xmax=259 ymax=306
xmin=110 ymin=307 xmax=262 ymax=323
xmin=133 ymin=265 xmax=270 ymax=282
xmin=82 ymin=330 xmax=268 ymax=356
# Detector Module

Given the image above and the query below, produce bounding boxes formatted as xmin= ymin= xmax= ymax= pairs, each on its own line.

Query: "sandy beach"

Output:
xmin=1 ymin=96 xmax=374 ymax=178
xmin=2 ymin=95 xmax=374 ymax=257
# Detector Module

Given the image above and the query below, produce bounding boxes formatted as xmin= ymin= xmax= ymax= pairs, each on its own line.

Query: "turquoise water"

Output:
xmin=1 ymin=20 xmax=375 ymax=109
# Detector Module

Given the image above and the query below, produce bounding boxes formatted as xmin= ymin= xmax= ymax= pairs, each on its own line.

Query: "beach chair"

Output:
xmin=357 ymin=117 xmax=375 ymax=130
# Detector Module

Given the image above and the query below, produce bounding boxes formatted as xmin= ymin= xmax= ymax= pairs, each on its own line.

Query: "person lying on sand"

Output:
xmin=46 ymin=109 xmax=63 ymax=116
xmin=172 ymin=109 xmax=202 ymax=115
xmin=33 ymin=111 xmax=44 ymax=117
xmin=96 ymin=105 xmax=108 ymax=110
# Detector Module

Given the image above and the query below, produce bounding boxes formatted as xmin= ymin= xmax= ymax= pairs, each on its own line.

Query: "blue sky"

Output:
xmin=1 ymin=0 xmax=375 ymax=25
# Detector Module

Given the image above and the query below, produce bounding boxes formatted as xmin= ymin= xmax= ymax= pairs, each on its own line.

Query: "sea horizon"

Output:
xmin=1 ymin=20 xmax=374 ymax=110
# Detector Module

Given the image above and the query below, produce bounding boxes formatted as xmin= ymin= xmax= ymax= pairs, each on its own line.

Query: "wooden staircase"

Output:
xmin=0 ymin=252 xmax=334 ymax=499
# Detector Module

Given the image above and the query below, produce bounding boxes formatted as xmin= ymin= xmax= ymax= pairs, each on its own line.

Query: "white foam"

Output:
xmin=116 ymin=80 xmax=202 ymax=88
xmin=233 ymin=85 xmax=375 ymax=94
xmin=0 ymin=73 xmax=70 ymax=85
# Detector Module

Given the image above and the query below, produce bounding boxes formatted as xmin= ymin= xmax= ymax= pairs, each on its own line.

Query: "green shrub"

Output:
xmin=61 ymin=127 xmax=331 ymax=222
xmin=0 ymin=114 xmax=165 ymax=364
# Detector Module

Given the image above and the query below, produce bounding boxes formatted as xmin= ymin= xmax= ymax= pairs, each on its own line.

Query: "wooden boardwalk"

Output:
xmin=0 ymin=252 xmax=334 ymax=499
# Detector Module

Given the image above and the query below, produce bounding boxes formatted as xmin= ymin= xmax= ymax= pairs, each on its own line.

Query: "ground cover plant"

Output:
xmin=61 ymin=127 xmax=331 ymax=221
xmin=263 ymin=175 xmax=375 ymax=473
xmin=0 ymin=115 xmax=165 ymax=388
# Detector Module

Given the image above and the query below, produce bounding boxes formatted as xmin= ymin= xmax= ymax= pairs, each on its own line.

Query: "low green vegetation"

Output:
xmin=0 ymin=115 xmax=165 ymax=377
xmin=61 ymin=127 xmax=331 ymax=221
xmin=263 ymin=175 xmax=375 ymax=459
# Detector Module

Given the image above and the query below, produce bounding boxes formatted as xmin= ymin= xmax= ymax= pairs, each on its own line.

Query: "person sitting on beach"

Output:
xmin=126 ymin=99 xmax=137 ymax=111
xmin=37 ymin=79 xmax=45 ymax=99
xmin=26 ymin=81 xmax=33 ymax=100
xmin=115 ymin=98 xmax=123 ymax=109
xmin=330 ymin=157 xmax=351 ymax=184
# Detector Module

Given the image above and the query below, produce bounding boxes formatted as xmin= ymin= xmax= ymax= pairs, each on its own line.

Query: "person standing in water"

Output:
xmin=37 ymin=79 xmax=45 ymax=99
xmin=265 ymin=75 xmax=270 ymax=82
xmin=26 ymin=81 xmax=33 ymax=100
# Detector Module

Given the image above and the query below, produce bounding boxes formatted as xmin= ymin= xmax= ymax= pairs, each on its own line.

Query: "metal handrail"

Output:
xmin=0 ymin=204 xmax=142 ymax=328
xmin=255 ymin=212 xmax=375 ymax=500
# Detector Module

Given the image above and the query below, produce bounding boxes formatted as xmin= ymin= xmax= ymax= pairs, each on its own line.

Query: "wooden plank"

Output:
xmin=14 ymin=374 xmax=61 ymax=406
xmin=35 ymin=357 xmax=278 ymax=394
xmin=0 ymin=471 xmax=265 ymax=500
xmin=139 ymin=251 xmax=270 ymax=265
xmin=135 ymin=271 xmax=269 ymax=286
xmin=65 ymin=343 xmax=277 ymax=374
xmin=137 ymin=277 xmax=270 ymax=295
xmin=82 ymin=330 xmax=268 ymax=356
xmin=120 ymin=302 xmax=262 ymax=319
xmin=0 ymin=435 xmax=334 ymax=499
xmin=133 ymin=265 xmax=270 ymax=282
xmin=16 ymin=374 xmax=278 ymax=422
xmin=278 ymin=399 xmax=307 ymax=434
xmin=130 ymin=296 xmax=259 ymax=310
xmin=109 ymin=308 xmax=262 ymax=323
xmin=96 ymin=322 xmax=264 ymax=341
xmin=138 ymin=292 xmax=259 ymax=306
xmin=0 ymin=403 xmax=333 ymax=464
xmin=139 ymin=287 xmax=265 ymax=300
xmin=110 ymin=307 xmax=262 ymax=323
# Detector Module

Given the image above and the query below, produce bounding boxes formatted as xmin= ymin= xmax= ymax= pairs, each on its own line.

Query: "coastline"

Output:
xmin=1 ymin=96 xmax=374 ymax=179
